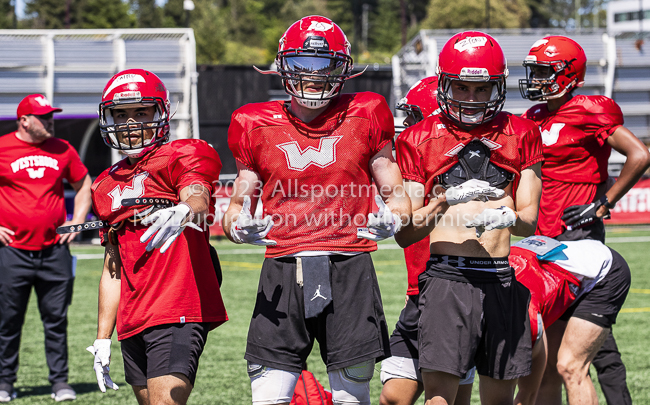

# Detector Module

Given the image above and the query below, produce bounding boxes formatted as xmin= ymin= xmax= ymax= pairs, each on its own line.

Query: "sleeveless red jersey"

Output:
xmin=522 ymin=95 xmax=624 ymax=237
xmin=396 ymin=112 xmax=544 ymax=199
xmin=510 ymin=246 xmax=580 ymax=345
xmin=228 ymin=92 xmax=394 ymax=257
xmin=91 ymin=140 xmax=227 ymax=340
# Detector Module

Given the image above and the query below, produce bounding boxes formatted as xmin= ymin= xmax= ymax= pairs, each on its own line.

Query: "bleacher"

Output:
xmin=393 ymin=29 xmax=650 ymax=144
xmin=0 ymin=29 xmax=201 ymax=165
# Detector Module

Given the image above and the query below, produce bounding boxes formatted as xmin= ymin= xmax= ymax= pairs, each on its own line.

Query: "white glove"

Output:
xmin=86 ymin=339 xmax=119 ymax=393
xmin=357 ymin=195 xmax=403 ymax=242
xmin=231 ymin=196 xmax=276 ymax=246
xmin=140 ymin=203 xmax=202 ymax=254
xmin=465 ymin=206 xmax=517 ymax=237
xmin=445 ymin=179 xmax=505 ymax=206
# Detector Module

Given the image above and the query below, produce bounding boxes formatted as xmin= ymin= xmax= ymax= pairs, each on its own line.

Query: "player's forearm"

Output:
xmin=384 ymin=185 xmax=412 ymax=225
xmin=395 ymin=198 xmax=448 ymax=248
xmin=97 ymin=269 xmax=120 ymax=340
xmin=606 ymin=149 xmax=650 ymax=205
xmin=510 ymin=206 xmax=538 ymax=237
xmin=180 ymin=184 xmax=210 ymax=225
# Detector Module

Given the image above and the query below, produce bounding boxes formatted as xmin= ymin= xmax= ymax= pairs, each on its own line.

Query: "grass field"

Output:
xmin=8 ymin=227 xmax=650 ymax=404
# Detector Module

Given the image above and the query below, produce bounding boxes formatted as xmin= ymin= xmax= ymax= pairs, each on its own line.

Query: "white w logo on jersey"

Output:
xmin=108 ymin=172 xmax=148 ymax=211
xmin=26 ymin=167 xmax=45 ymax=179
xmin=277 ymin=136 xmax=343 ymax=171
xmin=541 ymin=123 xmax=565 ymax=146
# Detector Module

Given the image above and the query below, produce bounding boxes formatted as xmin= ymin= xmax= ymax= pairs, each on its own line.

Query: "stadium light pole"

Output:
xmin=184 ymin=0 xmax=195 ymax=28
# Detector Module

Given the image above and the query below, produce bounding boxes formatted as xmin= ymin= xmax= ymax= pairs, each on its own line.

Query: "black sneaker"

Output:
xmin=0 ymin=383 xmax=16 ymax=403
xmin=51 ymin=382 xmax=76 ymax=402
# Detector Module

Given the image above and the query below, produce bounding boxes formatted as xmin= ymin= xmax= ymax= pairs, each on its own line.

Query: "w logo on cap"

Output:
xmin=33 ymin=96 xmax=51 ymax=107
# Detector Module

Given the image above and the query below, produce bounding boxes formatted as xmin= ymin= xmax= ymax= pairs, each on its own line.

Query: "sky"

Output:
xmin=15 ymin=0 xmax=168 ymax=19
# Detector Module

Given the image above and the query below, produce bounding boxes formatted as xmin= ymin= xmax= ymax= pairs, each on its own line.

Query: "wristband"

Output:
xmin=599 ymin=195 xmax=616 ymax=210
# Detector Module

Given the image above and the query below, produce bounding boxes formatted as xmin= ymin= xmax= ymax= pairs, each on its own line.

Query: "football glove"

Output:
xmin=561 ymin=201 xmax=606 ymax=231
xmin=445 ymin=179 xmax=505 ymax=206
xmin=86 ymin=339 xmax=119 ymax=393
xmin=140 ymin=203 xmax=202 ymax=254
xmin=231 ymin=196 xmax=276 ymax=246
xmin=465 ymin=206 xmax=517 ymax=237
xmin=357 ymin=195 xmax=403 ymax=242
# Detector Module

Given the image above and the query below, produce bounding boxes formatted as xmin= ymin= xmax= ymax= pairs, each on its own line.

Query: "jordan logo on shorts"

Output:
xmin=311 ymin=285 xmax=327 ymax=301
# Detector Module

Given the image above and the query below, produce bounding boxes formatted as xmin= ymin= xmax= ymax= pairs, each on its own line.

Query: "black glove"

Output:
xmin=561 ymin=201 xmax=608 ymax=230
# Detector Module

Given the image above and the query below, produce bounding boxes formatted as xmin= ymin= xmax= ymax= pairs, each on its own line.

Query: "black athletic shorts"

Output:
xmin=121 ymin=322 xmax=210 ymax=386
xmin=560 ymin=248 xmax=630 ymax=329
xmin=387 ymin=294 xmax=419 ymax=360
xmin=245 ymin=253 xmax=390 ymax=373
xmin=417 ymin=255 xmax=532 ymax=380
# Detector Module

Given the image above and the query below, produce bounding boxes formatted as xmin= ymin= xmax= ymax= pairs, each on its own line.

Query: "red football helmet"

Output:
xmin=396 ymin=76 xmax=439 ymax=126
xmin=258 ymin=16 xmax=356 ymax=109
xmin=99 ymin=69 xmax=171 ymax=157
xmin=436 ymin=31 xmax=508 ymax=128
xmin=519 ymin=36 xmax=586 ymax=101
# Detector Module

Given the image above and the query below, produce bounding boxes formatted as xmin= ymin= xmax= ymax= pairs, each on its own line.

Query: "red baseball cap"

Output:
xmin=17 ymin=94 xmax=62 ymax=119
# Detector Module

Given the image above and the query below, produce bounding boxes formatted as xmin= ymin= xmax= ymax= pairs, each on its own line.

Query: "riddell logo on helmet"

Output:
xmin=460 ymin=67 xmax=489 ymax=79
xmin=454 ymin=36 xmax=488 ymax=53
xmin=114 ymin=91 xmax=142 ymax=101
xmin=104 ymin=74 xmax=146 ymax=98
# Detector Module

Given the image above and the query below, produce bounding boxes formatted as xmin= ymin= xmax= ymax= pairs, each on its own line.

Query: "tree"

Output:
xmin=191 ymin=0 xmax=228 ymax=64
xmin=130 ymin=0 xmax=163 ymax=28
xmin=422 ymin=0 xmax=531 ymax=29
xmin=162 ymin=0 xmax=184 ymax=27
xmin=0 ymin=0 xmax=14 ymax=28
xmin=80 ymin=0 xmax=135 ymax=29
xmin=24 ymin=0 xmax=77 ymax=29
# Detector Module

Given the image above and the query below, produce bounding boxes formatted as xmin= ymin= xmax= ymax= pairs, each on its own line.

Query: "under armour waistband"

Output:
xmin=422 ymin=254 xmax=512 ymax=283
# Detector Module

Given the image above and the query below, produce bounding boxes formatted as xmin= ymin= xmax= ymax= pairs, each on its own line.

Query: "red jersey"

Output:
xmin=396 ymin=112 xmax=544 ymax=199
xmin=0 ymin=132 xmax=87 ymax=250
xmin=228 ymin=92 xmax=394 ymax=257
xmin=510 ymin=246 xmax=580 ymax=345
xmin=91 ymin=140 xmax=227 ymax=340
xmin=522 ymin=95 xmax=624 ymax=237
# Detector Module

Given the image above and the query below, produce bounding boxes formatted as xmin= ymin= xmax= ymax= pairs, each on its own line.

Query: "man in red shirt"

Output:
xmin=86 ymin=69 xmax=227 ymax=405
xmin=395 ymin=32 xmax=543 ymax=405
xmin=0 ymin=94 xmax=91 ymax=402
xmin=520 ymin=36 xmax=650 ymax=405
xmin=223 ymin=16 xmax=410 ymax=405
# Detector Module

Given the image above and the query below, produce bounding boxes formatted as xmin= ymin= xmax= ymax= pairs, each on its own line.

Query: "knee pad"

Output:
xmin=380 ymin=356 xmax=421 ymax=384
xmin=329 ymin=360 xmax=375 ymax=405
xmin=458 ymin=366 xmax=476 ymax=385
xmin=248 ymin=362 xmax=300 ymax=404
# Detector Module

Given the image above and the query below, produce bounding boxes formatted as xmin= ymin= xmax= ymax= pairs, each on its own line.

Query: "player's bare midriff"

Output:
xmin=429 ymin=182 xmax=515 ymax=258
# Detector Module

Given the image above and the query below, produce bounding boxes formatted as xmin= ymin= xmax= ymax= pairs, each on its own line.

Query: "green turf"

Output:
xmin=8 ymin=228 xmax=650 ymax=404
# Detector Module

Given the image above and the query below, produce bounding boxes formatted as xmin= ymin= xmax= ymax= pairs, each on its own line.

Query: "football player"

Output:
xmin=520 ymin=36 xmax=650 ymax=405
xmin=395 ymin=31 xmax=544 ymax=405
xmin=510 ymin=236 xmax=630 ymax=405
xmin=379 ymin=77 xmax=473 ymax=405
xmin=223 ymin=15 xmax=410 ymax=405
xmin=87 ymin=69 xmax=228 ymax=405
